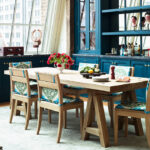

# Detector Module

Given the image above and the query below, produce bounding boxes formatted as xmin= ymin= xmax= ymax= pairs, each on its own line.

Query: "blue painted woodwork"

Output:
xmin=101 ymin=59 xmax=130 ymax=73
xmin=74 ymin=0 xmax=100 ymax=55
xmin=131 ymin=61 xmax=148 ymax=102
xmin=102 ymin=31 xmax=150 ymax=36
xmin=102 ymin=5 xmax=150 ymax=14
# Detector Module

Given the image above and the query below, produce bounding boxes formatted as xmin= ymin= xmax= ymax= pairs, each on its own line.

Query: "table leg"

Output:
xmin=82 ymin=93 xmax=93 ymax=140
xmin=82 ymin=92 xmax=110 ymax=148
xmin=93 ymin=95 xmax=109 ymax=147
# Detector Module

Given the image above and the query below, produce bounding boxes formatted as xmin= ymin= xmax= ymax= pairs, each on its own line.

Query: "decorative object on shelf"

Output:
xmin=131 ymin=16 xmax=137 ymax=30
xmin=0 ymin=47 xmax=24 ymax=56
xmin=145 ymin=11 xmax=150 ymax=29
xmin=31 ymin=29 xmax=42 ymax=54
xmin=141 ymin=17 xmax=146 ymax=28
xmin=47 ymin=53 xmax=74 ymax=73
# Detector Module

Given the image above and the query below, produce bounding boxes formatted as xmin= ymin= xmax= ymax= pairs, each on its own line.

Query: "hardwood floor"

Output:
xmin=0 ymin=102 xmax=10 ymax=107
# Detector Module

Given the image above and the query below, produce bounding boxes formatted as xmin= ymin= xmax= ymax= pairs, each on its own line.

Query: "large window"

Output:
xmin=0 ymin=0 xmax=50 ymax=54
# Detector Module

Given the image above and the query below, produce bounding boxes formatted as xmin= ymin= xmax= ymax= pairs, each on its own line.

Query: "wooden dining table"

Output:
xmin=4 ymin=67 xmax=148 ymax=147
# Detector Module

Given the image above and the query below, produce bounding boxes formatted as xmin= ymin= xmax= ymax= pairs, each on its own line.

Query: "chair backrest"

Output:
xmin=78 ymin=63 xmax=99 ymax=72
xmin=109 ymin=65 xmax=134 ymax=79
xmin=9 ymin=61 xmax=32 ymax=69
xmin=36 ymin=72 xmax=63 ymax=105
xmin=9 ymin=68 xmax=31 ymax=97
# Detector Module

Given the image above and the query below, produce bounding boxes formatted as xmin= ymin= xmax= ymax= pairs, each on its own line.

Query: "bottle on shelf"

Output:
xmin=127 ymin=42 xmax=132 ymax=56
xmin=120 ymin=45 xmax=124 ymax=56
xmin=124 ymin=45 xmax=128 ymax=56
xmin=134 ymin=43 xmax=139 ymax=55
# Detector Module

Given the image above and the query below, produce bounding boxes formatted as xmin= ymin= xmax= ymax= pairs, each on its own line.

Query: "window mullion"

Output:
xmin=10 ymin=0 xmax=17 ymax=46
xmin=25 ymin=0 xmax=35 ymax=52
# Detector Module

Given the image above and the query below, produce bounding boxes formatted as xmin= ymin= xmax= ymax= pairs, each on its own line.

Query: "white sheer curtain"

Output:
xmin=43 ymin=0 xmax=67 ymax=54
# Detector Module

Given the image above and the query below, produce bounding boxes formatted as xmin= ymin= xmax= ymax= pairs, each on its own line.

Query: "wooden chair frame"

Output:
xmin=114 ymin=81 xmax=150 ymax=148
xmin=36 ymin=72 xmax=84 ymax=143
xmin=9 ymin=68 xmax=38 ymax=130
xmin=101 ymin=66 xmax=135 ymax=127
xmin=9 ymin=61 xmax=37 ymax=118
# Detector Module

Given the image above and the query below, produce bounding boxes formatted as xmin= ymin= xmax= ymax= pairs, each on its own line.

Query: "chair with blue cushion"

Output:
xmin=9 ymin=61 xmax=37 ymax=117
xmin=9 ymin=68 xmax=38 ymax=130
xmin=114 ymin=80 xmax=150 ymax=148
xmin=36 ymin=72 xmax=84 ymax=143
xmin=64 ymin=63 xmax=98 ymax=118
xmin=101 ymin=65 xmax=134 ymax=127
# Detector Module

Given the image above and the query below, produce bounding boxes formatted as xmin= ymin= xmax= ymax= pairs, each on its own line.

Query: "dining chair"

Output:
xmin=9 ymin=68 xmax=38 ymax=130
xmin=36 ymin=72 xmax=84 ymax=143
xmin=114 ymin=79 xmax=150 ymax=148
xmin=9 ymin=61 xmax=37 ymax=117
xmin=101 ymin=65 xmax=134 ymax=127
xmin=63 ymin=63 xmax=98 ymax=119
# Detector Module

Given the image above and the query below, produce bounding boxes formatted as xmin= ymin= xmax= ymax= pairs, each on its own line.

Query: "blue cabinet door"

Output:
xmin=131 ymin=61 xmax=147 ymax=102
xmin=101 ymin=58 xmax=130 ymax=73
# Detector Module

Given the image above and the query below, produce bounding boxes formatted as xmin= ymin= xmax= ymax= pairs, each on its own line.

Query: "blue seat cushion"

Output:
xmin=110 ymin=92 xmax=123 ymax=96
xmin=64 ymin=84 xmax=83 ymax=90
xmin=116 ymin=102 xmax=146 ymax=111
xmin=41 ymin=87 xmax=81 ymax=105
xmin=11 ymin=62 xmax=32 ymax=68
xmin=14 ymin=82 xmax=37 ymax=96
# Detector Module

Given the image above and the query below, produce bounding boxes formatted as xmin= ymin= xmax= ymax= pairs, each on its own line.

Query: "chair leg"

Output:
xmin=145 ymin=117 xmax=150 ymax=148
xmin=80 ymin=104 xmax=84 ymax=134
xmin=37 ymin=107 xmax=43 ymax=135
xmin=108 ymin=100 xmax=114 ymax=128
xmin=25 ymin=101 xmax=31 ymax=130
xmin=124 ymin=116 xmax=128 ymax=137
xmin=114 ymin=110 xmax=119 ymax=145
xmin=9 ymin=99 xmax=15 ymax=123
xmin=76 ymin=108 xmax=79 ymax=118
xmin=57 ymin=110 xmax=63 ymax=143
xmin=34 ymin=101 xmax=37 ymax=119
xmin=48 ymin=110 xmax=51 ymax=123
xmin=63 ymin=111 xmax=67 ymax=129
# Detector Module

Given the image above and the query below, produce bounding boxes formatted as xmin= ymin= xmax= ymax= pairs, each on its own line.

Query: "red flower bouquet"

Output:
xmin=47 ymin=53 xmax=74 ymax=69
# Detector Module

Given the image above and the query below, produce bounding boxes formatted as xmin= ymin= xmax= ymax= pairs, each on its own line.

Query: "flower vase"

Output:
xmin=57 ymin=64 xmax=65 ymax=73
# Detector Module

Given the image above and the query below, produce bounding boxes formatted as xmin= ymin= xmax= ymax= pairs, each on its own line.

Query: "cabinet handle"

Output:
xmin=4 ymin=62 xmax=8 ymax=65
xmin=148 ymin=64 xmax=150 ymax=67
xmin=114 ymin=62 xmax=116 ymax=65
xmin=144 ymin=64 xmax=148 ymax=67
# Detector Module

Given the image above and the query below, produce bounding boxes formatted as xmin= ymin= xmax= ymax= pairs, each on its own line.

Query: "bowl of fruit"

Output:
xmin=80 ymin=66 xmax=106 ymax=78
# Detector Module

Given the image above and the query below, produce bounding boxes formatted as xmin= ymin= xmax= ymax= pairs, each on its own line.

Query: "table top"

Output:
xmin=4 ymin=67 xmax=148 ymax=93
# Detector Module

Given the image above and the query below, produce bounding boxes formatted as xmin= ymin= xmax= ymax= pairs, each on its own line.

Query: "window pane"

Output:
xmin=126 ymin=0 xmax=140 ymax=7
xmin=90 ymin=32 xmax=95 ymax=50
xmin=27 ymin=26 xmax=44 ymax=53
xmin=143 ymin=0 xmax=150 ymax=6
xmin=90 ymin=0 xmax=95 ymax=31
xmin=11 ymin=26 xmax=28 ymax=48
xmin=0 ymin=25 xmax=11 ymax=46
xmin=80 ymin=1 xmax=86 ymax=31
xmin=80 ymin=32 xmax=86 ymax=50
xmin=15 ymin=0 xmax=32 ymax=24
xmin=142 ymin=36 xmax=150 ymax=56
xmin=119 ymin=14 xmax=124 ymax=31
xmin=119 ymin=0 xmax=124 ymax=8
xmin=0 ymin=0 xmax=15 ymax=23
xmin=32 ymin=0 xmax=48 ymax=25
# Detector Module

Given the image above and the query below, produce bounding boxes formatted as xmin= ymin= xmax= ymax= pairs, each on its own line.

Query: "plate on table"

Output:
xmin=80 ymin=72 xmax=106 ymax=79
xmin=92 ymin=75 xmax=109 ymax=82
